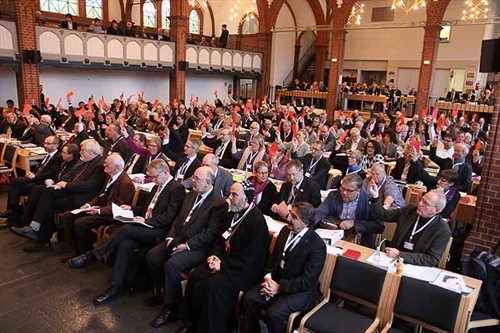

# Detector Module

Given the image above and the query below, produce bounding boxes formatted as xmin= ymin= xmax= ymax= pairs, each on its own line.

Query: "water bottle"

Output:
xmin=373 ymin=246 xmax=381 ymax=265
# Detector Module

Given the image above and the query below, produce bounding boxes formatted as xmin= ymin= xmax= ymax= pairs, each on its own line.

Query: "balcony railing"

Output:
xmin=185 ymin=44 xmax=262 ymax=73
xmin=0 ymin=20 xmax=18 ymax=60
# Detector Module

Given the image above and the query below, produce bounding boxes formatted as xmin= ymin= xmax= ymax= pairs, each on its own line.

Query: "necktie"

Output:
xmin=37 ymin=154 xmax=50 ymax=174
xmin=288 ymin=186 xmax=298 ymax=204
xmin=146 ymin=184 xmax=164 ymax=219
xmin=177 ymin=158 xmax=190 ymax=179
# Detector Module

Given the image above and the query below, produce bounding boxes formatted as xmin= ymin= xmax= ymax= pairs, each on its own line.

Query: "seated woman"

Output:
xmin=232 ymin=134 xmax=267 ymax=172
xmin=435 ymin=169 xmax=461 ymax=220
xmin=360 ymin=139 xmax=384 ymax=171
xmin=330 ymin=150 xmax=366 ymax=189
xmin=331 ymin=120 xmax=345 ymax=140
xmin=290 ymin=129 xmax=311 ymax=162
xmin=470 ymin=143 xmax=485 ymax=176
xmin=381 ymin=129 xmax=399 ymax=162
xmin=267 ymin=143 xmax=288 ymax=181
xmin=248 ymin=161 xmax=277 ymax=216
xmin=122 ymin=128 xmax=168 ymax=183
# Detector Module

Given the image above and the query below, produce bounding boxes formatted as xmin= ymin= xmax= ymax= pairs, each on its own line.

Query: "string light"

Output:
xmin=461 ymin=0 xmax=489 ymax=22
xmin=229 ymin=0 xmax=257 ymax=22
xmin=391 ymin=0 xmax=426 ymax=15
xmin=347 ymin=3 xmax=365 ymax=25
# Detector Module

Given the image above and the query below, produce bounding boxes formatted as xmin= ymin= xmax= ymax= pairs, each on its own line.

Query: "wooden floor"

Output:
xmin=0 ymin=187 xmax=182 ymax=333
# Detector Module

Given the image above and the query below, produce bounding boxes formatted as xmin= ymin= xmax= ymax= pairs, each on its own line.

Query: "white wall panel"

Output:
xmin=270 ymin=5 xmax=295 ymax=85
xmin=87 ymin=37 xmax=104 ymax=57
xmin=252 ymin=55 xmax=261 ymax=70
xmin=126 ymin=41 xmax=141 ymax=60
xmin=0 ymin=25 xmax=13 ymax=50
xmin=0 ymin=65 xmax=18 ymax=106
xmin=39 ymin=31 xmax=61 ymax=54
xmin=40 ymin=68 xmax=170 ymax=104
xmin=233 ymin=53 xmax=242 ymax=67
xmin=186 ymin=47 xmax=198 ymax=63
xmin=186 ymin=74 xmax=233 ymax=104
xmin=243 ymin=54 xmax=252 ymax=68
xmin=64 ymin=34 xmax=84 ymax=55
xmin=397 ymin=68 xmax=419 ymax=94
xmin=222 ymin=51 xmax=232 ymax=67
xmin=144 ymin=43 xmax=158 ymax=61
xmin=107 ymin=39 xmax=123 ymax=58
xmin=211 ymin=50 xmax=221 ymax=66
xmin=159 ymin=44 xmax=173 ymax=62
xmin=199 ymin=49 xmax=210 ymax=65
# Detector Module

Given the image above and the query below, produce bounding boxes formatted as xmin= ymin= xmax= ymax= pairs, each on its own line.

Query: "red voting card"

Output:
xmin=343 ymin=249 xmax=361 ymax=260
xmin=66 ymin=91 xmax=74 ymax=99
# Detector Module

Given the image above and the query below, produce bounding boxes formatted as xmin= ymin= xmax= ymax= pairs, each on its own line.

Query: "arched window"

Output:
xmin=162 ymin=0 xmax=170 ymax=30
xmin=189 ymin=9 xmax=200 ymax=34
xmin=40 ymin=0 xmax=79 ymax=16
xmin=86 ymin=0 xmax=103 ymax=19
xmin=241 ymin=13 xmax=259 ymax=35
xmin=143 ymin=0 xmax=157 ymax=28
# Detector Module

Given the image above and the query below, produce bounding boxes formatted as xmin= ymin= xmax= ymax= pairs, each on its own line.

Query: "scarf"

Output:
xmin=252 ymin=177 xmax=269 ymax=199
xmin=347 ymin=164 xmax=362 ymax=174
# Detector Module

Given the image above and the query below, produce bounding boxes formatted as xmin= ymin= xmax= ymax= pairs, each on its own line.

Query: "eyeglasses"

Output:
xmin=250 ymin=127 xmax=259 ymax=130
xmin=149 ymin=171 xmax=164 ymax=180
xmin=340 ymin=186 xmax=359 ymax=193
xmin=44 ymin=142 xmax=56 ymax=145
xmin=185 ymin=145 xmax=194 ymax=149
xmin=311 ymin=147 xmax=322 ymax=152
xmin=148 ymin=144 xmax=158 ymax=148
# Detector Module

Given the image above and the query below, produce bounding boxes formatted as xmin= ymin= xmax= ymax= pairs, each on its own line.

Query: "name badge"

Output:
xmin=279 ymin=259 xmax=285 ymax=269
xmin=246 ymin=164 xmax=252 ymax=171
xmin=403 ymin=241 xmax=414 ymax=251
xmin=305 ymin=172 xmax=312 ymax=178
xmin=222 ymin=230 xmax=230 ymax=239
xmin=176 ymin=174 xmax=184 ymax=181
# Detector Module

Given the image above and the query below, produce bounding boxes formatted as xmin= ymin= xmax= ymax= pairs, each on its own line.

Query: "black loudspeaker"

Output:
xmin=480 ymin=38 xmax=500 ymax=73
xmin=178 ymin=61 xmax=189 ymax=71
xmin=24 ymin=50 xmax=41 ymax=63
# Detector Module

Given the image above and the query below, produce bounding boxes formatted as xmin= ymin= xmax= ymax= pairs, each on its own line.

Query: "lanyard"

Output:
xmin=452 ymin=161 xmax=464 ymax=170
xmin=410 ymin=216 xmax=436 ymax=242
xmin=110 ymin=136 xmax=123 ymax=150
xmin=377 ymin=176 xmax=387 ymax=190
xmin=283 ymin=229 xmax=306 ymax=256
xmin=248 ymin=151 xmax=258 ymax=163
xmin=308 ymin=156 xmax=321 ymax=173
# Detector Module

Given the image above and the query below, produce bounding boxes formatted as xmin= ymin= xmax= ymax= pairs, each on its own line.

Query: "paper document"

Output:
xmin=71 ymin=206 xmax=100 ymax=215
xmin=112 ymin=203 xmax=153 ymax=228
xmin=264 ymin=215 xmax=286 ymax=235
xmin=430 ymin=271 xmax=467 ymax=293
xmin=387 ymin=263 xmax=442 ymax=282
xmin=365 ymin=252 xmax=396 ymax=268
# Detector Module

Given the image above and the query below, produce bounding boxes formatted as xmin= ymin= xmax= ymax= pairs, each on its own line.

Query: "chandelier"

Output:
xmin=347 ymin=3 xmax=365 ymax=25
xmin=461 ymin=0 xmax=489 ymax=22
xmin=229 ymin=0 xmax=257 ymax=21
xmin=391 ymin=0 xmax=426 ymax=15
xmin=188 ymin=0 xmax=207 ymax=9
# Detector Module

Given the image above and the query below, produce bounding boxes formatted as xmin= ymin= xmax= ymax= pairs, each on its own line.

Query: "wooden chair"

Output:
xmin=0 ymin=144 xmax=19 ymax=178
xmin=404 ymin=187 xmax=424 ymax=206
xmin=438 ymin=237 xmax=453 ymax=270
xmin=381 ymin=275 xmax=465 ymax=333
xmin=298 ymin=256 xmax=393 ymax=333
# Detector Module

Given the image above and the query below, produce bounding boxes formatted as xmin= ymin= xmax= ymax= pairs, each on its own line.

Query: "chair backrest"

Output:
xmin=331 ymin=256 xmax=387 ymax=307
xmin=393 ymin=276 xmax=462 ymax=332
xmin=3 ymin=145 xmax=18 ymax=165
xmin=438 ymin=237 xmax=453 ymax=269
xmin=0 ymin=142 xmax=6 ymax=163
xmin=405 ymin=187 xmax=424 ymax=206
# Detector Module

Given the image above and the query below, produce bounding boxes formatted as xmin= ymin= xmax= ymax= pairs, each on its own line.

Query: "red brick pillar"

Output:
xmin=10 ymin=0 xmax=40 ymax=107
xmin=464 ymin=81 xmax=500 ymax=254
xmin=255 ymin=32 xmax=272 ymax=99
xmin=314 ymin=44 xmax=327 ymax=83
xmin=169 ymin=0 xmax=189 ymax=101
xmin=326 ymin=28 xmax=347 ymax=118
xmin=415 ymin=0 xmax=451 ymax=114
xmin=414 ymin=25 xmax=441 ymax=114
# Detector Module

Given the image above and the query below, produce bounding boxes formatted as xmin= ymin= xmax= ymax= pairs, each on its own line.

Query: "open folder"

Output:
xmin=112 ymin=203 xmax=153 ymax=228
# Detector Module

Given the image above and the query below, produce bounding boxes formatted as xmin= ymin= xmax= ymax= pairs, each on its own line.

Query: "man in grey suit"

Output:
xmin=337 ymin=128 xmax=368 ymax=154
xmin=362 ymin=164 xmax=405 ymax=209
xmin=319 ymin=125 xmax=336 ymax=152
xmin=368 ymin=182 xmax=451 ymax=267
xmin=182 ymin=154 xmax=233 ymax=197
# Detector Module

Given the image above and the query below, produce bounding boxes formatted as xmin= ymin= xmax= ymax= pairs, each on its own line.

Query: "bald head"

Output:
xmin=202 ymin=153 xmax=219 ymax=171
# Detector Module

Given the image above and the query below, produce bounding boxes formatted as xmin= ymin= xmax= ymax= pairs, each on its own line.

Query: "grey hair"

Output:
xmin=147 ymin=159 xmax=170 ymax=174
xmin=342 ymin=173 xmax=363 ymax=190
xmin=108 ymin=153 xmax=125 ymax=170
xmin=350 ymin=150 xmax=363 ymax=164
xmin=81 ymin=139 xmax=102 ymax=155
xmin=428 ymin=189 xmax=447 ymax=212
xmin=455 ymin=143 xmax=470 ymax=157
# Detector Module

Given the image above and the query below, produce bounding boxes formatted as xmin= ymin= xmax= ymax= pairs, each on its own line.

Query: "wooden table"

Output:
xmin=346 ymin=94 xmax=387 ymax=111
xmin=455 ymin=195 xmax=477 ymax=224
xmin=15 ymin=149 xmax=46 ymax=173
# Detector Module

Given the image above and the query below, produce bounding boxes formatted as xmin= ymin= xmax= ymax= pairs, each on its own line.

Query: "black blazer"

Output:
xmin=392 ymin=158 xmax=428 ymax=185
xmin=34 ymin=152 xmax=63 ymax=182
xmin=248 ymin=176 xmax=277 ymax=216
xmin=171 ymin=154 xmax=201 ymax=181
xmin=30 ymin=124 xmax=55 ymax=147
xmin=210 ymin=206 xmax=269 ymax=291
xmin=167 ymin=190 xmax=228 ymax=251
xmin=429 ymin=146 xmax=472 ymax=192
xmin=90 ymin=132 xmax=132 ymax=162
xmin=64 ymin=155 xmax=106 ymax=206
xmin=132 ymin=180 xmax=186 ymax=230
xmin=56 ymin=159 xmax=80 ymax=182
xmin=267 ymin=227 xmax=326 ymax=294
xmin=278 ymin=178 xmax=321 ymax=208
xmin=302 ymin=155 xmax=331 ymax=190
xmin=202 ymin=137 xmax=237 ymax=169
xmin=60 ymin=21 xmax=77 ymax=29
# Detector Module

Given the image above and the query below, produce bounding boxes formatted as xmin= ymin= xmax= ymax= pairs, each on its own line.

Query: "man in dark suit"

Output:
xmin=369 ymin=185 xmax=451 ymax=267
xmin=0 ymin=112 xmax=26 ymax=138
xmin=271 ymin=160 xmax=321 ymax=221
xmin=261 ymin=119 xmax=277 ymax=143
xmin=27 ymin=115 xmax=56 ymax=146
xmin=106 ymin=20 xmax=121 ymax=35
xmin=302 ymin=141 xmax=332 ymax=190
xmin=123 ymin=21 xmax=136 ymax=37
xmin=60 ymin=13 xmax=77 ymax=29
xmin=237 ymin=121 xmax=261 ymax=149
xmin=316 ymin=173 xmax=383 ymax=248
xmin=219 ymin=24 xmax=229 ymax=48
xmin=429 ymin=139 xmax=472 ymax=193
xmin=89 ymin=123 xmax=132 ymax=162
xmin=318 ymin=125 xmax=336 ymax=151
xmin=60 ymin=154 xmax=135 ymax=257
xmin=338 ymin=128 xmax=367 ymax=154
xmin=165 ymin=138 xmax=202 ymax=188
xmin=202 ymin=128 xmax=237 ymax=169
xmin=67 ymin=159 xmax=186 ymax=305
xmin=0 ymin=136 xmax=62 ymax=222
xmin=241 ymin=202 xmax=326 ymax=333
xmin=199 ymin=153 xmax=233 ymax=197
xmin=392 ymin=144 xmax=429 ymax=184
xmin=178 ymin=181 xmax=269 ymax=333
xmin=67 ymin=122 xmax=90 ymax=148
xmin=11 ymin=139 xmax=107 ymax=252
xmin=146 ymin=166 xmax=228 ymax=328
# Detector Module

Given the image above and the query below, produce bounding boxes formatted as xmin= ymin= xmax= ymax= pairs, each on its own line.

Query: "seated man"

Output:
xmin=89 ymin=122 xmax=132 ymax=162
xmin=302 ymin=141 xmax=331 ymax=190
xmin=60 ymin=153 xmax=135 ymax=258
xmin=271 ymin=160 xmax=322 ymax=220
xmin=316 ymin=174 xmax=383 ymax=248
xmin=241 ymin=202 xmax=326 ymax=333
xmin=430 ymin=137 xmax=472 ymax=193
xmin=201 ymin=128 xmax=237 ymax=169
xmin=178 ymin=181 xmax=269 ymax=333
xmin=197 ymin=153 xmax=233 ymax=196
xmin=362 ymin=164 xmax=405 ymax=209
xmin=368 ymin=181 xmax=451 ymax=267
xmin=392 ymin=144 xmax=428 ymax=184
xmin=0 ymin=136 xmax=62 ymax=225
xmin=10 ymin=139 xmax=107 ymax=252
xmin=67 ymin=159 xmax=186 ymax=305
xmin=166 ymin=138 xmax=202 ymax=187
xmin=146 ymin=166 xmax=228 ymax=328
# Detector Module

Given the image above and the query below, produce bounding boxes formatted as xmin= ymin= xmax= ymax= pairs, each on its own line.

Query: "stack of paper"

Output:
xmin=365 ymin=252 xmax=396 ymax=268
xmin=430 ymin=271 xmax=467 ymax=293
xmin=315 ymin=228 xmax=344 ymax=246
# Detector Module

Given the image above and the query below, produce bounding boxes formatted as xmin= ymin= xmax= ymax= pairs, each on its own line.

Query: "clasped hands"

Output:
xmin=206 ymin=255 xmax=221 ymax=273
xmin=260 ymin=277 xmax=280 ymax=300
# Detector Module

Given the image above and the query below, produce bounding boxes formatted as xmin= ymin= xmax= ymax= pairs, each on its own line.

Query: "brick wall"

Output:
xmin=464 ymin=81 xmax=500 ymax=254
